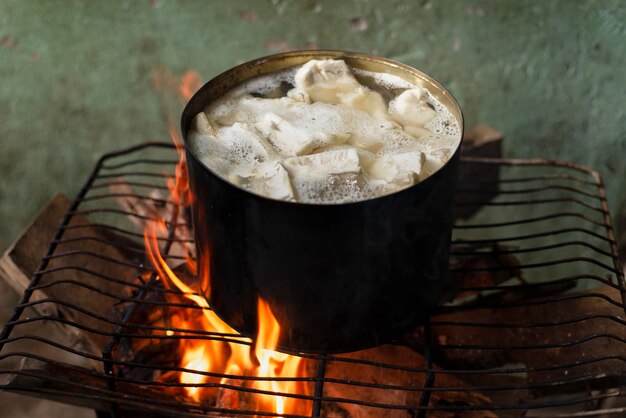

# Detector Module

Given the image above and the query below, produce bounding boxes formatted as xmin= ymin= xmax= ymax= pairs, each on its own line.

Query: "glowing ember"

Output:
xmin=142 ymin=118 xmax=310 ymax=416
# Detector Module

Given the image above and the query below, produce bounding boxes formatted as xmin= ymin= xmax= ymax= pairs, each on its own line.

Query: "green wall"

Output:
xmin=1 ymin=0 xmax=625 ymax=255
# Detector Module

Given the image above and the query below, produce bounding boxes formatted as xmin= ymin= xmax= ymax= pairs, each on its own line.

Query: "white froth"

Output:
xmin=189 ymin=59 xmax=461 ymax=204
xmin=239 ymin=67 xmax=297 ymax=96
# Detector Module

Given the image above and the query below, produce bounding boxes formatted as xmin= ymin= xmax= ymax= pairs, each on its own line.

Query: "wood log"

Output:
xmin=0 ymin=193 xmax=141 ymax=358
xmin=323 ymin=345 xmax=498 ymax=418
xmin=448 ymin=244 xmax=524 ymax=304
xmin=0 ymin=194 xmax=71 ymax=313
xmin=0 ymin=357 xmax=224 ymax=418
xmin=429 ymin=286 xmax=626 ymax=396
xmin=0 ymin=357 xmax=113 ymax=411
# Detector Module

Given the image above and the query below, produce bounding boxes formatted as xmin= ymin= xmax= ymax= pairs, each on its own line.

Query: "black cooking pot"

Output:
xmin=181 ymin=51 xmax=463 ymax=354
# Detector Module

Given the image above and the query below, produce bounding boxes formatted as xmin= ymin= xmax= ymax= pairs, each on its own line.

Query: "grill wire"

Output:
xmin=0 ymin=142 xmax=624 ymax=417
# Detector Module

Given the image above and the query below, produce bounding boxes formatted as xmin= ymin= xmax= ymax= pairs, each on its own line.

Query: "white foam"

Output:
xmin=189 ymin=59 xmax=461 ymax=204
xmin=240 ymin=67 xmax=297 ymax=96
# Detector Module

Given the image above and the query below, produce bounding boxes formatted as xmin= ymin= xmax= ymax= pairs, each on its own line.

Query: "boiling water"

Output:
xmin=188 ymin=59 xmax=461 ymax=204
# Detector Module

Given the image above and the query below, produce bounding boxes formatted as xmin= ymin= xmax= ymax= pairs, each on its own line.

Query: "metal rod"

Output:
xmin=310 ymin=357 xmax=327 ymax=417
xmin=458 ymin=173 xmax=596 ymax=186
xmin=456 ymin=183 xmax=603 ymax=198
xmin=591 ymin=171 xmax=626 ymax=315
xmin=60 ymin=221 xmax=194 ymax=241
xmin=451 ymin=241 xmax=615 ymax=259
xmin=452 ymin=227 xmax=616 ymax=245
xmin=90 ymin=180 xmax=170 ymax=191
xmin=455 ymin=197 xmax=607 ymax=213
xmin=416 ymin=320 xmax=434 ymax=418
xmin=68 ymin=208 xmax=187 ymax=226
xmin=453 ymin=212 xmax=608 ymax=229
xmin=100 ymin=158 xmax=180 ymax=170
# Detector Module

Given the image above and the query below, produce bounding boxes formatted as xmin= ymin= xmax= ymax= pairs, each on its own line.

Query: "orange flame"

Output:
xmin=166 ymin=124 xmax=193 ymax=206
xmin=180 ymin=342 xmax=210 ymax=402
xmin=142 ymin=119 xmax=310 ymax=416
xmin=179 ymin=71 xmax=203 ymax=102
xmin=152 ymin=66 xmax=203 ymax=105
xmin=253 ymin=299 xmax=310 ymax=416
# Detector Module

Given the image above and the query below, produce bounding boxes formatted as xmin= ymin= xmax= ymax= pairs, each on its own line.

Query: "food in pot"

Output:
xmin=188 ymin=59 xmax=461 ymax=203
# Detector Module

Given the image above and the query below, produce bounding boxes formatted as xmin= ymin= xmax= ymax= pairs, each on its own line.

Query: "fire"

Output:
xmin=179 ymin=70 xmax=203 ymax=102
xmin=166 ymin=123 xmax=193 ymax=208
xmin=142 ymin=118 xmax=310 ymax=416
xmin=254 ymin=299 xmax=310 ymax=415
xmin=180 ymin=343 xmax=210 ymax=402
xmin=152 ymin=66 xmax=203 ymax=104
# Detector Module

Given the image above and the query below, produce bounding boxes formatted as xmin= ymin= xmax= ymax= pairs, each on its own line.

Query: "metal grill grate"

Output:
xmin=1 ymin=142 xmax=624 ymax=417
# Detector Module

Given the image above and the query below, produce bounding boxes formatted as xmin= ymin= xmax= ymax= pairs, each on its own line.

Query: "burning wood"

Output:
xmin=215 ymin=378 xmax=244 ymax=411
xmin=323 ymin=345 xmax=496 ymax=418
